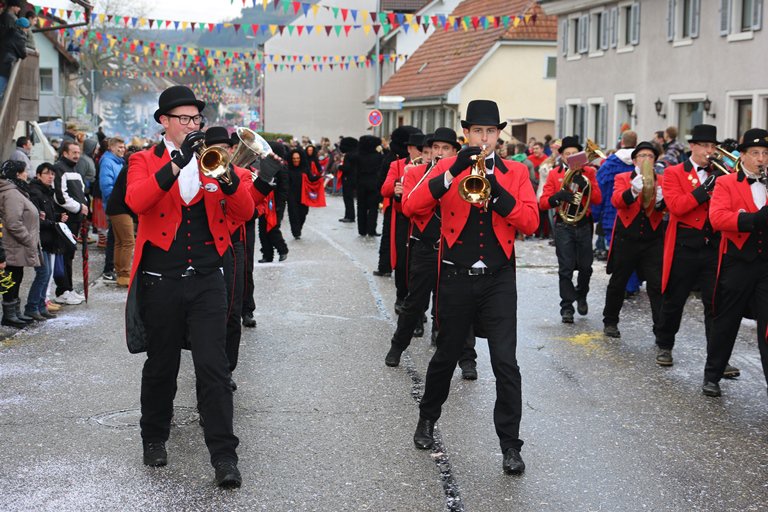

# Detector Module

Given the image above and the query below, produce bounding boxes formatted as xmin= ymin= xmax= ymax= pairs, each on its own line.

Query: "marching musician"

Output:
xmin=703 ymin=128 xmax=768 ymax=397
xmin=380 ymin=132 xmax=425 ymax=313
xmin=539 ymin=136 xmax=601 ymax=323
xmin=602 ymin=142 xmax=665 ymax=339
xmin=654 ymin=124 xmax=739 ymax=379
xmin=406 ymin=100 xmax=539 ymax=474
xmin=386 ymin=127 xmax=478 ymax=379
xmin=124 ymin=86 xmax=254 ymax=488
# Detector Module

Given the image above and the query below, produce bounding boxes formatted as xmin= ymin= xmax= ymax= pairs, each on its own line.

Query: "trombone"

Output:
xmin=708 ymin=145 xmax=741 ymax=175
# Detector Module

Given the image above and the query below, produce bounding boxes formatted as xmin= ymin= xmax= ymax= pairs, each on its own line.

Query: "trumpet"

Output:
xmin=197 ymin=145 xmax=233 ymax=185
xmin=457 ymin=145 xmax=491 ymax=208
xmin=708 ymin=145 xmax=741 ymax=175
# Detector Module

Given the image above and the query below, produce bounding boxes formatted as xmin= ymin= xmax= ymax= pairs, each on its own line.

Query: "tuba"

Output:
xmin=231 ymin=127 xmax=275 ymax=181
xmin=586 ymin=138 xmax=607 ymax=162
xmin=458 ymin=145 xmax=491 ymax=208
xmin=557 ymin=151 xmax=592 ymax=224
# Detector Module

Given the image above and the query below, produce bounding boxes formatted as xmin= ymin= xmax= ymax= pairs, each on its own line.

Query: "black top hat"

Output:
xmin=689 ymin=124 xmax=718 ymax=144
xmin=407 ymin=133 xmax=425 ymax=148
xmin=559 ymin=136 xmax=583 ymax=154
xmin=738 ymin=128 xmax=768 ymax=152
xmin=154 ymin=85 xmax=205 ymax=123
xmin=461 ymin=100 xmax=507 ymax=130
xmin=204 ymin=126 xmax=232 ymax=147
xmin=390 ymin=126 xmax=421 ymax=158
xmin=429 ymin=127 xmax=461 ymax=151
xmin=631 ymin=141 xmax=660 ymax=160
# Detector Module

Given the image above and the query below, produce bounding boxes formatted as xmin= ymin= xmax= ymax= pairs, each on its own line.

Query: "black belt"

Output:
xmin=143 ymin=267 xmax=212 ymax=279
xmin=442 ymin=264 xmax=505 ymax=277
xmin=411 ymin=237 xmax=439 ymax=251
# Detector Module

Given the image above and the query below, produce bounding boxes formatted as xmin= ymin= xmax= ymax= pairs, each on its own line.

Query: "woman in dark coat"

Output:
xmin=25 ymin=162 xmax=66 ymax=319
xmin=286 ymin=148 xmax=312 ymax=239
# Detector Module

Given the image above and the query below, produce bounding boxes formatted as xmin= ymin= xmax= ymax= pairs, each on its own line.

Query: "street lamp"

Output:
xmin=654 ymin=98 xmax=666 ymax=119
xmin=703 ymin=97 xmax=715 ymax=119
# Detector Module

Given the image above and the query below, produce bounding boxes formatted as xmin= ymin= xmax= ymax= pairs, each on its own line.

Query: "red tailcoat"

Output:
xmin=709 ymin=172 xmax=761 ymax=252
xmin=125 ymin=142 xmax=255 ymax=284
xmin=381 ymin=158 xmax=408 ymax=267
xmin=402 ymin=162 xmax=432 ymax=232
xmin=406 ymin=156 xmax=539 ymax=258
xmin=660 ymin=161 xmax=712 ymax=291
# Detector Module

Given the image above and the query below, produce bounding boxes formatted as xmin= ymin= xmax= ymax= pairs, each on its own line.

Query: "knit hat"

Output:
xmin=1 ymin=160 xmax=25 ymax=180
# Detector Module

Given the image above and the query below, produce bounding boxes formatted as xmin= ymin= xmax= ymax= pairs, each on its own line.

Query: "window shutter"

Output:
xmin=599 ymin=104 xmax=608 ymax=148
xmin=557 ymin=106 xmax=565 ymax=138
xmin=578 ymin=14 xmax=590 ymax=53
xmin=561 ymin=19 xmax=569 ymax=55
xmin=630 ymin=2 xmax=641 ymax=45
xmin=753 ymin=0 xmax=763 ymax=30
xmin=720 ymin=0 xmax=731 ymax=35
xmin=691 ymin=0 xmax=701 ymax=37
xmin=577 ymin=105 xmax=587 ymax=140
xmin=667 ymin=0 xmax=676 ymax=41
xmin=610 ymin=7 xmax=619 ymax=47
xmin=600 ymin=11 xmax=609 ymax=49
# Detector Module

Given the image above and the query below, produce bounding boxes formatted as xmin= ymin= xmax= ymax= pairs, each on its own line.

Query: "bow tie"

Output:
xmin=485 ymin=157 xmax=494 ymax=169
xmin=747 ymin=177 xmax=757 ymax=185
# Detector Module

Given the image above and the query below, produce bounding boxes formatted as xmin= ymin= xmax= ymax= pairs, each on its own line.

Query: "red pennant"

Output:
xmin=297 ymin=25 xmax=304 ymax=35
xmin=251 ymin=24 xmax=259 ymax=34
xmin=343 ymin=25 xmax=351 ymax=36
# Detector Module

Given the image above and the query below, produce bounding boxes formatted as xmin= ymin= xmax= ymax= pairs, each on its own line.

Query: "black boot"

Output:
xmin=413 ymin=417 xmax=435 ymax=449
xmin=2 ymin=300 xmax=28 ymax=329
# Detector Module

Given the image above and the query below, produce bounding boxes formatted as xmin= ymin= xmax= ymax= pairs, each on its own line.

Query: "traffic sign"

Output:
xmin=368 ymin=109 xmax=383 ymax=127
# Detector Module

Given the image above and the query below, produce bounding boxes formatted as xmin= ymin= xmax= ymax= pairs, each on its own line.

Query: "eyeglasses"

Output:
xmin=165 ymin=114 xmax=204 ymax=126
xmin=634 ymin=154 xmax=656 ymax=160
xmin=745 ymin=150 xmax=768 ymax=158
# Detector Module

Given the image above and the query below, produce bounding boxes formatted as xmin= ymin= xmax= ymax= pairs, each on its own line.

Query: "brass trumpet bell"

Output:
xmin=198 ymin=146 xmax=233 ymax=184
xmin=458 ymin=147 xmax=491 ymax=206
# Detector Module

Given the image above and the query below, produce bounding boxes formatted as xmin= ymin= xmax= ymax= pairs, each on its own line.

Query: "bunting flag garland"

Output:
xmin=32 ymin=2 xmax=537 ymax=35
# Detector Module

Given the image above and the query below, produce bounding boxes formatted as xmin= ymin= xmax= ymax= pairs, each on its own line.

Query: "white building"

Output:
xmin=542 ymin=0 xmax=768 ymax=148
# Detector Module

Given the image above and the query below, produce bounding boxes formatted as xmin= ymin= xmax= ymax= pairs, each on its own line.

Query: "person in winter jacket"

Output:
xmin=25 ymin=162 xmax=66 ymax=319
xmin=52 ymin=141 xmax=87 ymax=304
xmin=76 ymin=138 xmax=98 ymax=195
xmin=0 ymin=160 xmax=41 ymax=328
xmin=343 ymin=135 xmax=383 ymax=237
xmin=0 ymin=10 xmax=26 ymax=101
xmin=98 ymin=137 xmax=126 ymax=281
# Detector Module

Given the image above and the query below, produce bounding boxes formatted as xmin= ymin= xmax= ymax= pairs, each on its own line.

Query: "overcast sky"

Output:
xmin=43 ymin=0 xmax=247 ymax=24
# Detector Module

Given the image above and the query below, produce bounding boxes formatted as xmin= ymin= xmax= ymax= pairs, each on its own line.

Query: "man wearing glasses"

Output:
xmin=704 ymin=128 xmax=768 ymax=397
xmin=125 ymin=86 xmax=254 ymax=488
xmin=655 ymin=124 xmax=739 ymax=378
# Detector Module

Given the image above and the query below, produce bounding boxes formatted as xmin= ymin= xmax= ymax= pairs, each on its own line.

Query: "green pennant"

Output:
xmin=287 ymin=25 xmax=295 ymax=35
xmin=334 ymin=25 xmax=342 ymax=36
xmin=198 ymin=22 xmax=205 ymax=31
xmin=381 ymin=23 xmax=390 ymax=35
xmin=74 ymin=10 xmax=81 ymax=20
xmin=502 ymin=15 xmax=510 ymax=27
xmin=34 ymin=5 xmax=41 ymax=14
xmin=332 ymin=7 xmax=339 ymax=19
xmin=378 ymin=12 xmax=387 ymax=24
xmin=282 ymin=0 xmax=290 ymax=14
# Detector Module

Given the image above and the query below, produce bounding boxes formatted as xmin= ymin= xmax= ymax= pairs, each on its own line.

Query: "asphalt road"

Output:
xmin=0 ymin=195 xmax=766 ymax=512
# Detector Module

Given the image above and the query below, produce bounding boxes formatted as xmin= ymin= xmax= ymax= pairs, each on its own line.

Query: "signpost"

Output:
xmin=368 ymin=109 xmax=383 ymax=127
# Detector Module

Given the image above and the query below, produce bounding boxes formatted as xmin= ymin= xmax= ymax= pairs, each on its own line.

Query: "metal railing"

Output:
xmin=1 ymin=51 xmax=39 ymax=161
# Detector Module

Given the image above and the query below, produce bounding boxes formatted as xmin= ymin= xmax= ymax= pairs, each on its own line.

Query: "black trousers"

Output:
xmin=224 ymin=240 xmax=245 ymax=373
xmin=54 ymin=218 xmax=81 ymax=296
xmin=705 ymin=256 xmax=768 ymax=385
xmin=258 ymin=216 xmax=288 ymax=261
xmin=420 ymin=265 xmax=522 ymax=452
xmin=139 ymin=271 xmax=238 ymax=466
xmin=377 ymin=206 xmax=392 ymax=272
xmin=603 ymin=235 xmax=663 ymax=328
xmin=393 ymin=211 xmax=410 ymax=301
xmin=287 ymin=196 xmax=308 ymax=238
xmin=356 ymin=182 xmax=379 ymax=236
xmin=4 ymin=265 xmax=23 ymax=301
xmin=242 ymin=219 xmax=256 ymax=317
xmin=656 ymin=243 xmax=718 ymax=350
xmin=341 ymin=177 xmax=356 ymax=221
xmin=554 ymin=221 xmax=593 ymax=313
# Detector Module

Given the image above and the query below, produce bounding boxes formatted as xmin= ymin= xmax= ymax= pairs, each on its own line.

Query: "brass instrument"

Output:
xmin=708 ymin=145 xmax=740 ymax=175
xmin=586 ymin=138 xmax=607 ymax=162
xmin=557 ymin=153 xmax=592 ymax=224
xmin=197 ymin=145 xmax=233 ymax=185
xmin=230 ymin=127 xmax=276 ymax=182
xmin=458 ymin=145 xmax=491 ymax=208
xmin=640 ymin=159 xmax=656 ymax=213
xmin=410 ymin=156 xmax=423 ymax=166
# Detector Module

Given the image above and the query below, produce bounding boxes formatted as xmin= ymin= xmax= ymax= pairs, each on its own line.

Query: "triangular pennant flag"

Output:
xmin=287 ymin=25 xmax=294 ymax=35
xmin=350 ymin=9 xmax=357 ymax=21
xmin=343 ymin=25 xmax=351 ymax=36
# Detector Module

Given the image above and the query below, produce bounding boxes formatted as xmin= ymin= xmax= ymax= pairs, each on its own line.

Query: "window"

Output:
xmin=617 ymin=2 xmax=640 ymax=48
xmin=573 ymin=15 xmax=590 ymax=55
xmin=737 ymin=99 xmax=753 ymax=139
xmin=669 ymin=0 xmax=701 ymax=41
xmin=677 ymin=101 xmax=704 ymax=140
xmin=40 ymin=68 xmax=53 ymax=93
xmin=544 ymin=56 xmax=556 ymax=78
xmin=592 ymin=10 xmax=609 ymax=52
xmin=721 ymin=0 xmax=763 ymax=36
xmin=590 ymin=103 xmax=608 ymax=148
xmin=425 ymin=108 xmax=436 ymax=133
xmin=569 ymin=104 xmax=586 ymax=140
xmin=437 ymin=108 xmax=446 ymax=129
xmin=411 ymin=109 xmax=424 ymax=130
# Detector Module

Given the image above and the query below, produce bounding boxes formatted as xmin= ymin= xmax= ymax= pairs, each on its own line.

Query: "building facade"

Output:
xmin=542 ymin=0 xmax=767 ymax=148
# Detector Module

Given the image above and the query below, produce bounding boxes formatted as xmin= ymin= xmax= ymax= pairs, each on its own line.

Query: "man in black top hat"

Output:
xmin=602 ymin=142 xmax=666 ymax=339
xmin=125 ymin=86 xmax=255 ymax=488
xmin=386 ymin=127 xmax=478 ymax=377
xmin=407 ymin=100 xmax=539 ymax=474
xmin=654 ymin=124 xmax=739 ymax=377
xmin=703 ymin=128 xmax=768 ymax=397
xmin=336 ymin=136 xmax=358 ymax=223
xmin=539 ymin=136 xmax=602 ymax=323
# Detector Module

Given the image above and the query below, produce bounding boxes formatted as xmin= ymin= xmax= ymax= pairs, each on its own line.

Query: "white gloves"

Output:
xmin=655 ymin=185 xmax=663 ymax=203
xmin=630 ymin=174 xmax=644 ymax=197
